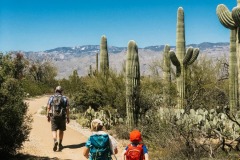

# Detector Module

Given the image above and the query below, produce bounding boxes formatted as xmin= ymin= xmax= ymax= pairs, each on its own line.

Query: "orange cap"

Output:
xmin=130 ymin=130 xmax=142 ymax=142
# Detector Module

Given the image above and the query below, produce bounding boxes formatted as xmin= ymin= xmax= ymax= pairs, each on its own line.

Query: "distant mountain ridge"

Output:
xmin=20 ymin=42 xmax=229 ymax=79
xmin=24 ymin=42 xmax=229 ymax=54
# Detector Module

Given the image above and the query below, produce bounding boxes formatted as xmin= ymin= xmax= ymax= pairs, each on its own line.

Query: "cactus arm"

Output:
xmin=169 ymin=50 xmax=181 ymax=77
xmin=216 ymin=4 xmax=236 ymax=29
xmin=176 ymin=66 xmax=181 ymax=78
xmin=187 ymin=48 xmax=200 ymax=65
xmin=163 ymin=45 xmax=171 ymax=72
xmin=164 ymin=44 xmax=170 ymax=52
xmin=170 ymin=51 xmax=180 ymax=67
xmin=232 ymin=7 xmax=240 ymax=27
xmin=183 ymin=47 xmax=193 ymax=65
xmin=163 ymin=45 xmax=171 ymax=106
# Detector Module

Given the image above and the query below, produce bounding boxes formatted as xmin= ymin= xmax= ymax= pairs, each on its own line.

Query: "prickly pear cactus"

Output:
xmin=81 ymin=106 xmax=123 ymax=129
xmin=170 ymin=7 xmax=199 ymax=109
xmin=100 ymin=35 xmax=109 ymax=75
xmin=81 ymin=106 xmax=95 ymax=127
xmin=216 ymin=2 xmax=239 ymax=111
xmin=126 ymin=40 xmax=140 ymax=129
xmin=158 ymin=107 xmax=240 ymax=153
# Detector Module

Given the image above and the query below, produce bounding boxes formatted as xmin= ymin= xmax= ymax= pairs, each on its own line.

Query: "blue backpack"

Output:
xmin=89 ymin=134 xmax=112 ymax=160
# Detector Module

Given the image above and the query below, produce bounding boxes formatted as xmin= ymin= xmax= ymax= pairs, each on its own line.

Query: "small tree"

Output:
xmin=0 ymin=53 xmax=31 ymax=156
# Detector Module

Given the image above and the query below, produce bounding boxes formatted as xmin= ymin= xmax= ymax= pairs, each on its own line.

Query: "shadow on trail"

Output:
xmin=3 ymin=153 xmax=60 ymax=160
xmin=63 ymin=142 xmax=86 ymax=149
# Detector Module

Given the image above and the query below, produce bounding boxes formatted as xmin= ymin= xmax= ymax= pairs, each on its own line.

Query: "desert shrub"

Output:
xmin=21 ymin=79 xmax=56 ymax=97
xmin=69 ymin=113 xmax=79 ymax=120
xmin=113 ymin=124 xmax=131 ymax=140
xmin=60 ymin=69 xmax=126 ymax=116
xmin=139 ymin=107 xmax=184 ymax=159
xmin=58 ymin=53 xmax=231 ymax=159
xmin=21 ymin=60 xmax=58 ymax=97
xmin=184 ymin=56 xmax=229 ymax=111
xmin=0 ymin=53 xmax=32 ymax=156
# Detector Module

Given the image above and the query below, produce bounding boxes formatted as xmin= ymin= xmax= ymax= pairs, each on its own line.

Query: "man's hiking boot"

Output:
xmin=53 ymin=141 xmax=58 ymax=151
xmin=58 ymin=144 xmax=64 ymax=151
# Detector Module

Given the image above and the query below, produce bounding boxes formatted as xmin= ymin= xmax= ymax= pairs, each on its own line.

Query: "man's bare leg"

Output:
xmin=52 ymin=131 xmax=58 ymax=151
xmin=58 ymin=130 xmax=64 ymax=151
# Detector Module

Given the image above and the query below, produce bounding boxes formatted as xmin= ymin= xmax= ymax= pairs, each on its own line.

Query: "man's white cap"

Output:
xmin=55 ymin=86 xmax=63 ymax=92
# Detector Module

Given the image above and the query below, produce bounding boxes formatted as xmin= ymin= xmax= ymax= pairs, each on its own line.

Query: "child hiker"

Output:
xmin=122 ymin=129 xmax=149 ymax=160
xmin=83 ymin=119 xmax=118 ymax=160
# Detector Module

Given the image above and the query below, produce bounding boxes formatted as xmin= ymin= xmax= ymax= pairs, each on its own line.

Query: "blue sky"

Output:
xmin=0 ymin=0 xmax=236 ymax=52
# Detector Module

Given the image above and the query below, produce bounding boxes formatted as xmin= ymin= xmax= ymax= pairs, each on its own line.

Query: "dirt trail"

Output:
xmin=19 ymin=95 xmax=124 ymax=160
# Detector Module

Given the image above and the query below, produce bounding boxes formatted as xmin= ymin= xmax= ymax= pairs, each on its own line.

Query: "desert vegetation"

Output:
xmin=3 ymin=1 xmax=240 ymax=160
xmin=60 ymin=44 xmax=237 ymax=159
xmin=59 ymin=5 xmax=240 ymax=159
xmin=0 ymin=53 xmax=31 ymax=156
xmin=0 ymin=52 xmax=57 ymax=158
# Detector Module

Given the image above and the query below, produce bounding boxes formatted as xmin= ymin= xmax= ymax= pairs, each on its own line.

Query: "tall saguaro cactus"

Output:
xmin=163 ymin=45 xmax=171 ymax=106
xmin=96 ymin=52 xmax=98 ymax=74
xmin=216 ymin=2 xmax=239 ymax=111
xmin=126 ymin=40 xmax=140 ymax=129
xmin=170 ymin=7 xmax=200 ymax=109
xmin=100 ymin=35 xmax=109 ymax=75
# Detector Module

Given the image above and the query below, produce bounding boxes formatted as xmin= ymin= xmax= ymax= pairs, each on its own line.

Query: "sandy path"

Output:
xmin=19 ymin=95 xmax=124 ymax=160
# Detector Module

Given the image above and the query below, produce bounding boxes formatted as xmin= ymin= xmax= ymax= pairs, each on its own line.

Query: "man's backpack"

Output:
xmin=125 ymin=143 xmax=144 ymax=160
xmin=89 ymin=134 xmax=112 ymax=160
xmin=51 ymin=94 xmax=65 ymax=117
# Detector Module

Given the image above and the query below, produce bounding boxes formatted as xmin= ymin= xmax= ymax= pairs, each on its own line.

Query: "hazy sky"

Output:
xmin=0 ymin=0 xmax=236 ymax=52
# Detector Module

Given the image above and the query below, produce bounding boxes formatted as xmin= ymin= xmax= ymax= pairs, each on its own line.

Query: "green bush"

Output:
xmin=60 ymin=70 xmax=126 ymax=116
xmin=0 ymin=53 xmax=32 ymax=156
xmin=21 ymin=79 xmax=55 ymax=97
xmin=0 ymin=78 xmax=31 ymax=155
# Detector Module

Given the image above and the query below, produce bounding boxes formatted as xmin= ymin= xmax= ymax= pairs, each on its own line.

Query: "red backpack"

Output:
xmin=125 ymin=143 xmax=145 ymax=160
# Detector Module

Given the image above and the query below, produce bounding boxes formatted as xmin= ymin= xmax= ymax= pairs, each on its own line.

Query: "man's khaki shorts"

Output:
xmin=51 ymin=116 xmax=66 ymax=131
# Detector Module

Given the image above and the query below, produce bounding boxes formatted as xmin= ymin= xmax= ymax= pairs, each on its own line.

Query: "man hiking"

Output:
xmin=46 ymin=86 xmax=70 ymax=151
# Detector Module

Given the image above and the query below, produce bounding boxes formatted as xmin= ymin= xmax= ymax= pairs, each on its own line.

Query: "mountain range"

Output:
xmin=21 ymin=42 xmax=229 ymax=79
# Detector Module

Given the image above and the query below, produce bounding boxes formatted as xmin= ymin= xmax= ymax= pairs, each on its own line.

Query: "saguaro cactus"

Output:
xmin=170 ymin=7 xmax=200 ymax=109
xmin=100 ymin=35 xmax=109 ymax=75
xmin=216 ymin=2 xmax=239 ymax=111
xmin=88 ymin=65 xmax=92 ymax=77
xmin=95 ymin=52 xmax=98 ymax=74
xmin=126 ymin=40 xmax=140 ymax=129
xmin=163 ymin=45 xmax=171 ymax=106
